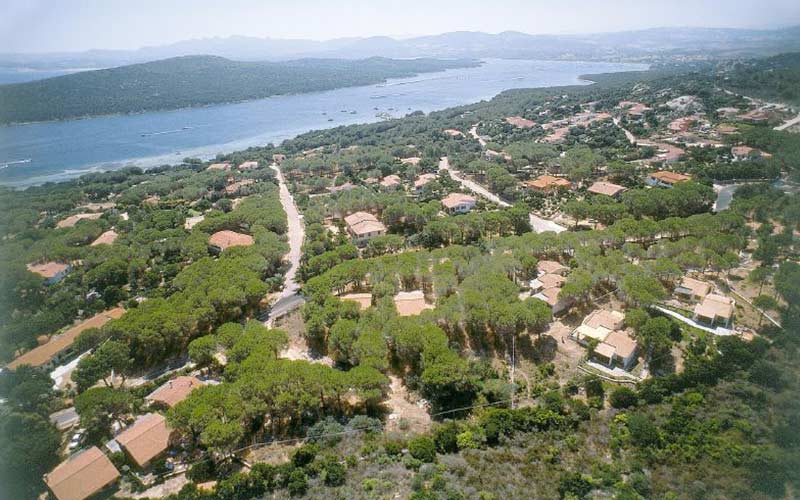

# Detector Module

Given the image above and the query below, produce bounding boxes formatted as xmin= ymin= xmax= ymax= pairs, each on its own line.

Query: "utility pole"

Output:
xmin=510 ymin=334 xmax=516 ymax=410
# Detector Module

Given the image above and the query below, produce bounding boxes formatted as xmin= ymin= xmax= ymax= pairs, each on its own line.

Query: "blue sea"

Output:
xmin=0 ymin=59 xmax=647 ymax=187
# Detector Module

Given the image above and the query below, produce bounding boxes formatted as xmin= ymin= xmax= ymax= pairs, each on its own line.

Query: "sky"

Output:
xmin=2 ymin=0 xmax=799 ymax=53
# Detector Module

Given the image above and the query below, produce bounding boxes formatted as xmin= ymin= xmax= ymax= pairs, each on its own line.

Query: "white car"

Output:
xmin=67 ymin=429 xmax=84 ymax=450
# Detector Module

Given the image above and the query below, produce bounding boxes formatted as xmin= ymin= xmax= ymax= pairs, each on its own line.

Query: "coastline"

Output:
xmin=0 ymin=60 xmax=483 ymax=128
xmin=0 ymin=59 xmax=649 ymax=189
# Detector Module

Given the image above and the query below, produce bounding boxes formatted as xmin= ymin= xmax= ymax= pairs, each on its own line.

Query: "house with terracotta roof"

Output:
xmin=45 ymin=447 xmax=120 ymax=500
xmin=27 ymin=261 xmax=71 ymax=285
xmin=537 ymin=260 xmax=569 ymax=276
xmin=344 ymin=212 xmax=387 ymax=246
xmin=572 ymin=310 xmax=625 ymax=344
xmin=112 ymin=413 xmax=172 ymax=468
xmin=694 ymin=294 xmax=735 ymax=328
xmin=379 ymin=174 xmax=402 ymax=189
xmin=207 ymin=162 xmax=232 ymax=171
xmin=56 ymin=213 xmax=103 ymax=229
xmin=238 ymin=161 xmax=259 ymax=171
xmin=146 ymin=376 xmax=204 ymax=408
xmin=674 ymin=277 xmax=712 ymax=302
xmin=443 ymin=128 xmax=465 ymax=137
xmin=224 ymin=178 xmax=256 ymax=194
xmin=525 ymin=175 xmax=571 ymax=193
xmin=529 ymin=272 xmax=566 ymax=293
xmin=413 ymin=173 xmax=437 ymax=193
xmin=618 ymin=101 xmax=651 ymax=117
xmin=505 ymin=116 xmax=536 ymax=129
xmin=90 ymin=230 xmax=119 ymax=247
xmin=587 ymin=181 xmax=627 ymax=199
xmin=592 ymin=330 xmax=639 ymax=370
xmin=394 ymin=290 xmax=434 ymax=316
xmin=731 ymin=145 xmax=772 ymax=162
xmin=7 ymin=308 xmax=125 ymax=371
xmin=441 ymin=193 xmax=476 ymax=214
xmin=645 ymin=170 xmax=691 ymax=188
xmin=272 ymin=154 xmax=287 ymax=163
xmin=532 ymin=286 xmax=572 ymax=315
xmin=340 ymin=293 xmax=373 ymax=310
xmin=208 ymin=230 xmax=254 ymax=251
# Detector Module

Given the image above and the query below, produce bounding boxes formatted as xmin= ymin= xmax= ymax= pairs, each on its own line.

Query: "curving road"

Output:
xmin=268 ymin=163 xmax=306 ymax=324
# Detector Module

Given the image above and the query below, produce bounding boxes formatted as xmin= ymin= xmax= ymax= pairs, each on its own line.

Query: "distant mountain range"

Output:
xmin=3 ymin=26 xmax=800 ymax=69
xmin=0 ymin=56 xmax=479 ymax=124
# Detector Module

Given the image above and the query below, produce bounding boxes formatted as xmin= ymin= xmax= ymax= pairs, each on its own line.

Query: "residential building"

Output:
xmin=400 ymin=156 xmax=421 ymax=166
xmin=327 ymin=182 xmax=356 ymax=194
xmin=224 ymin=179 xmax=256 ymax=194
xmin=344 ymin=212 xmax=387 ymax=246
xmin=272 ymin=154 xmax=287 ymax=163
xmin=441 ymin=193 xmax=477 ymax=214
xmin=208 ymin=230 xmax=254 ymax=251
xmin=694 ymin=294 xmax=735 ymax=328
xmin=113 ymin=413 xmax=172 ymax=468
xmin=146 ymin=376 xmax=204 ymax=408
xmin=532 ymin=286 xmax=572 ymax=315
xmin=572 ymin=310 xmax=625 ymax=344
xmin=505 ymin=116 xmax=536 ymax=128
xmin=7 ymin=308 xmax=125 ymax=371
xmin=537 ymin=260 xmax=569 ymax=276
xmin=593 ymin=330 xmax=638 ymax=370
xmin=525 ymin=175 xmax=571 ymax=193
xmin=587 ymin=181 xmax=627 ymax=199
xmin=731 ymin=145 xmax=772 ymax=162
xmin=56 ymin=213 xmax=103 ymax=229
xmin=90 ymin=230 xmax=119 ymax=247
xmin=49 ymin=407 xmax=80 ymax=431
xmin=207 ymin=162 xmax=231 ymax=171
xmin=413 ymin=173 xmax=437 ymax=193
xmin=44 ymin=447 xmax=120 ymax=500
xmin=379 ymin=174 xmax=402 ymax=189
xmin=674 ymin=277 xmax=712 ymax=302
xmin=529 ymin=272 xmax=566 ymax=293
xmin=238 ymin=161 xmax=259 ymax=171
xmin=645 ymin=170 xmax=691 ymax=188
xmin=443 ymin=128 xmax=465 ymax=137
xmin=27 ymin=261 xmax=71 ymax=285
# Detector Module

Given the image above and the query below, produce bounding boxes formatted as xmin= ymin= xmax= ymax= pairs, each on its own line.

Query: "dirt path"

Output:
xmin=439 ymin=156 xmax=511 ymax=207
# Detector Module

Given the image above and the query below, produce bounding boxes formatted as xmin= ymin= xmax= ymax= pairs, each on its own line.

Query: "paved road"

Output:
xmin=775 ymin=113 xmax=800 ymax=131
xmin=612 ymin=117 xmax=638 ymax=144
xmin=529 ymin=214 xmax=567 ymax=233
xmin=469 ymin=124 xmax=487 ymax=147
xmin=267 ymin=164 xmax=306 ymax=324
xmin=439 ymin=156 xmax=511 ymax=207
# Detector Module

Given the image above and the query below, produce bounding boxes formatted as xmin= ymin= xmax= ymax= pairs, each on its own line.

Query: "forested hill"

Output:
xmin=0 ymin=55 xmax=480 ymax=124
xmin=717 ymin=52 xmax=800 ymax=105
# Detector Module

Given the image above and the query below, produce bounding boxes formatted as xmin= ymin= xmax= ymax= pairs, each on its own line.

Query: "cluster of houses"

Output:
xmin=43 ymin=376 xmax=206 ymax=500
xmin=571 ymin=309 xmax=639 ymax=371
xmin=529 ymin=260 xmax=571 ymax=315
xmin=674 ymin=276 xmax=735 ymax=328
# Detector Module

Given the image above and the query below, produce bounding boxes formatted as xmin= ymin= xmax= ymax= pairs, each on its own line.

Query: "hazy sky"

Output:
xmin=3 ymin=0 xmax=799 ymax=53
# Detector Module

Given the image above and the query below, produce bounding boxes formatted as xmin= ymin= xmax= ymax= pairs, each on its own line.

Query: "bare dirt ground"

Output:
xmin=244 ymin=442 xmax=301 ymax=466
xmin=384 ymin=376 xmax=432 ymax=436
xmin=275 ymin=310 xmax=333 ymax=365
xmin=118 ymin=473 xmax=188 ymax=499
xmin=543 ymin=321 xmax=586 ymax=384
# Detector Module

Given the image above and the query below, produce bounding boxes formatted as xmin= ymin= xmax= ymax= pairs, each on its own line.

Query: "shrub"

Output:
xmin=384 ymin=439 xmax=405 ymax=456
xmin=558 ymin=472 xmax=594 ymax=499
xmin=609 ymin=387 xmax=638 ymax=409
xmin=306 ymin=417 xmax=345 ymax=447
xmin=584 ymin=376 xmax=605 ymax=399
xmin=291 ymin=444 xmax=320 ymax=467
xmin=286 ymin=470 xmax=308 ymax=496
xmin=432 ymin=421 xmax=460 ymax=454
xmin=408 ymin=436 xmax=437 ymax=463
xmin=320 ymin=456 xmax=346 ymax=486
xmin=187 ymin=456 xmax=216 ymax=482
